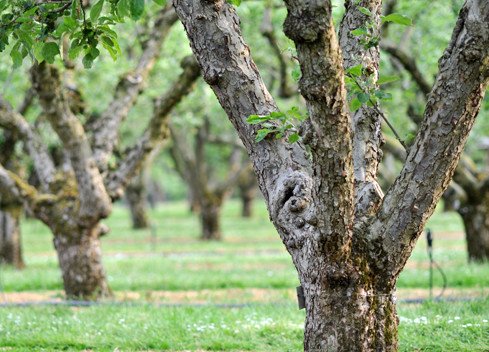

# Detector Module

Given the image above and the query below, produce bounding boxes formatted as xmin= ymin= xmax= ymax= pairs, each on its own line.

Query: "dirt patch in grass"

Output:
xmin=1 ymin=287 xmax=487 ymax=305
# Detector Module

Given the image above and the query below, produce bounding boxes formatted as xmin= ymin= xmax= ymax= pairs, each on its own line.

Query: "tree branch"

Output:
xmin=338 ymin=0 xmax=385 ymax=220
xmin=174 ymin=0 xmax=314 ymax=252
xmin=260 ymin=6 xmax=295 ymax=98
xmin=0 ymin=98 xmax=55 ymax=191
xmin=91 ymin=6 xmax=179 ymax=170
xmin=283 ymin=0 xmax=354 ymax=250
xmin=370 ymin=0 xmax=489 ymax=275
xmin=31 ymin=62 xmax=111 ymax=223
xmin=105 ymin=56 xmax=201 ymax=199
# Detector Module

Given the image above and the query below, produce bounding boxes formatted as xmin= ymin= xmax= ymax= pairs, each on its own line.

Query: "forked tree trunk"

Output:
xmin=200 ymin=195 xmax=222 ymax=240
xmin=0 ymin=210 xmax=25 ymax=269
xmin=126 ymin=177 xmax=150 ymax=229
xmin=459 ymin=202 xmax=489 ymax=262
xmin=53 ymin=226 xmax=110 ymax=299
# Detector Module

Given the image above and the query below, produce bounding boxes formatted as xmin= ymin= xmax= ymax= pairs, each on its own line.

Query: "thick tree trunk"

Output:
xmin=0 ymin=210 xmax=24 ymax=269
xmin=53 ymin=227 xmax=110 ymax=299
xmin=300 ymin=260 xmax=398 ymax=352
xmin=126 ymin=174 xmax=150 ymax=229
xmin=459 ymin=203 xmax=489 ymax=262
xmin=200 ymin=196 xmax=222 ymax=240
xmin=303 ymin=282 xmax=398 ymax=351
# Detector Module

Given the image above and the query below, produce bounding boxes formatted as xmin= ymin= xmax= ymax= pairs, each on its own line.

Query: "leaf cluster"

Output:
xmin=0 ymin=0 xmax=165 ymax=68
xmin=246 ymin=107 xmax=306 ymax=143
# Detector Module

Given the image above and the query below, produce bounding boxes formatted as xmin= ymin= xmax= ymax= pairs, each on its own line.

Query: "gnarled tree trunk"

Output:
xmin=0 ymin=209 xmax=24 ymax=269
xmin=459 ymin=201 xmax=489 ymax=262
xmin=53 ymin=224 xmax=110 ymax=299
xmin=200 ymin=195 xmax=223 ymax=240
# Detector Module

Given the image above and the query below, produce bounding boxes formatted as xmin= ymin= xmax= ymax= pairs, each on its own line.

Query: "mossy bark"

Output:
xmin=53 ymin=226 xmax=110 ymax=299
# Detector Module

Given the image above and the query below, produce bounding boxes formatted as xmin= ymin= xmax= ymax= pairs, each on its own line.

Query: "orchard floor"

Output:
xmin=0 ymin=200 xmax=488 ymax=351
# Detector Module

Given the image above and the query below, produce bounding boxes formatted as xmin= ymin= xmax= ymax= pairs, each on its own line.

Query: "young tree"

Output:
xmin=174 ymin=0 xmax=489 ymax=350
xmin=0 ymin=5 xmax=200 ymax=298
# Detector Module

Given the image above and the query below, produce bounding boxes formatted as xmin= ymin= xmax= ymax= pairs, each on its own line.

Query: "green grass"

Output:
xmin=0 ymin=199 xmax=488 ymax=351
xmin=0 ymin=300 xmax=487 ymax=351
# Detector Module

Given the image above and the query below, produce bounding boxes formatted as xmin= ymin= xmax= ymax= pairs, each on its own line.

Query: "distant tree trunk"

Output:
xmin=126 ymin=172 xmax=150 ymax=229
xmin=200 ymin=195 xmax=222 ymax=240
xmin=459 ymin=201 xmax=489 ymax=262
xmin=240 ymin=190 xmax=254 ymax=218
xmin=238 ymin=166 xmax=256 ymax=218
xmin=0 ymin=209 xmax=24 ymax=269
xmin=188 ymin=188 xmax=200 ymax=213
xmin=53 ymin=224 xmax=110 ymax=299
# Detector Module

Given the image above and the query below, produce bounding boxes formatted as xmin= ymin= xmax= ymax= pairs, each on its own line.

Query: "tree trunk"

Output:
xmin=303 ymin=282 xmax=398 ymax=351
xmin=126 ymin=174 xmax=150 ymax=229
xmin=240 ymin=192 xmax=254 ymax=218
xmin=200 ymin=196 xmax=222 ymax=240
xmin=459 ymin=202 xmax=489 ymax=262
xmin=297 ymin=257 xmax=399 ymax=351
xmin=0 ymin=210 xmax=25 ymax=269
xmin=53 ymin=226 xmax=110 ymax=299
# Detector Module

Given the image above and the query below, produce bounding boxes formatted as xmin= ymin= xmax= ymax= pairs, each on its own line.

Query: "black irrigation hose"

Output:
xmin=426 ymin=229 xmax=448 ymax=300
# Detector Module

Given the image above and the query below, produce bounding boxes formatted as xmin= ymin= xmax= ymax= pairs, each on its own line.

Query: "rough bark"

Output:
xmin=53 ymin=225 xmax=110 ymax=299
xmin=126 ymin=171 xmax=150 ymax=229
xmin=0 ymin=209 xmax=24 ymax=269
xmin=339 ymin=0 xmax=385 ymax=220
xmin=31 ymin=63 xmax=112 ymax=224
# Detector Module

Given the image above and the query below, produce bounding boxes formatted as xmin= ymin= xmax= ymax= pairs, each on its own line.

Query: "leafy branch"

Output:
xmin=247 ymin=107 xmax=306 ymax=143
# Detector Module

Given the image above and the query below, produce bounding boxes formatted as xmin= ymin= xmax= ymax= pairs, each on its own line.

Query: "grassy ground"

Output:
xmin=0 ymin=199 xmax=488 ymax=351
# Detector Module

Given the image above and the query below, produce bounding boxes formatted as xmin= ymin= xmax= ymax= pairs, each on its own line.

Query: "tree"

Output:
xmin=174 ymin=0 xmax=489 ymax=350
xmin=170 ymin=115 xmax=248 ymax=240
xmin=0 ymin=6 xmax=201 ymax=299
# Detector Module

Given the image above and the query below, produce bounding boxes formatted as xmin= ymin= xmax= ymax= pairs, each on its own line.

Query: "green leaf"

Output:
xmin=117 ymin=0 xmax=130 ymax=17
xmin=153 ymin=0 xmax=166 ymax=5
xmin=246 ymin=114 xmax=270 ymax=124
xmin=255 ymin=128 xmax=271 ymax=142
xmin=41 ymin=42 xmax=60 ymax=64
xmin=357 ymin=92 xmax=370 ymax=104
xmin=228 ymin=0 xmax=242 ymax=6
xmin=358 ymin=7 xmax=372 ymax=17
xmin=350 ymin=98 xmax=362 ymax=112
xmin=351 ymin=27 xmax=368 ymax=36
xmin=381 ymin=13 xmax=412 ymax=26
xmin=346 ymin=64 xmax=363 ymax=77
xmin=10 ymin=44 xmax=22 ymax=68
xmin=288 ymin=133 xmax=300 ymax=143
xmin=377 ymin=75 xmax=399 ymax=85
xmin=130 ymin=0 xmax=145 ymax=20
xmin=90 ymin=0 xmax=105 ymax=23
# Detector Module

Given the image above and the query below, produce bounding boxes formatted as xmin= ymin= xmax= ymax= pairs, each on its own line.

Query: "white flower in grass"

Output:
xmin=447 ymin=320 xmax=453 ymax=324
xmin=483 ymin=319 xmax=488 ymax=323
xmin=454 ymin=316 xmax=461 ymax=320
